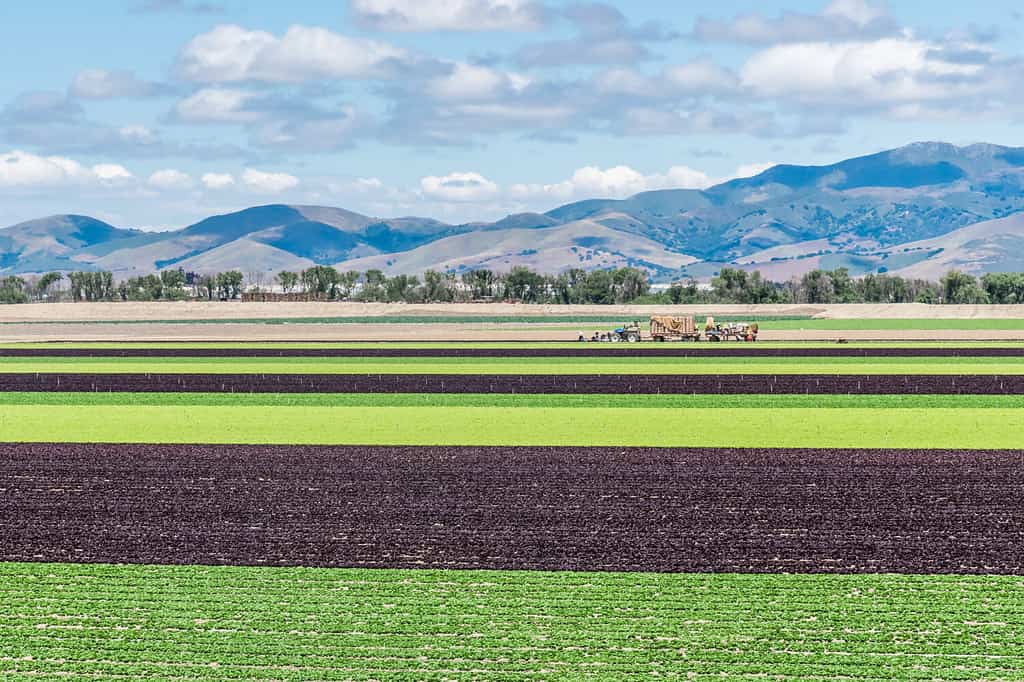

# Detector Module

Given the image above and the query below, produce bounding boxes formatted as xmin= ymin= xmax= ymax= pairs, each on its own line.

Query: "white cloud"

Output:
xmin=201 ymin=172 xmax=235 ymax=189
xmin=176 ymin=24 xmax=408 ymax=83
xmin=70 ymin=69 xmax=158 ymax=99
xmin=119 ymin=125 xmax=159 ymax=144
xmin=427 ymin=63 xmax=530 ymax=101
xmin=174 ymin=88 xmax=262 ymax=123
xmin=693 ymin=0 xmax=896 ymax=45
xmin=242 ymin=168 xmax=299 ymax=193
xmin=664 ymin=59 xmax=741 ymax=94
xmin=148 ymin=169 xmax=194 ymax=190
xmin=329 ymin=177 xmax=385 ymax=194
xmin=0 ymin=150 xmax=133 ymax=189
xmin=0 ymin=151 xmax=84 ymax=187
xmin=92 ymin=164 xmax=135 ymax=185
xmin=824 ymin=0 xmax=886 ymax=26
xmin=420 ymin=172 xmax=499 ymax=202
xmin=351 ymin=0 xmax=545 ymax=32
xmin=511 ymin=164 xmax=713 ymax=202
xmin=732 ymin=162 xmax=776 ymax=179
xmin=741 ymin=37 xmax=987 ymax=104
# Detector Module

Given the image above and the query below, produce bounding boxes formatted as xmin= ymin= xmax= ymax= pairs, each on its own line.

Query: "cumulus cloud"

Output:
xmin=740 ymin=37 xmax=992 ymax=105
xmin=176 ymin=24 xmax=410 ymax=83
xmin=420 ymin=172 xmax=499 ymax=202
xmin=514 ymin=3 xmax=673 ymax=68
xmin=664 ymin=59 xmax=742 ymax=94
xmin=70 ymin=69 xmax=163 ymax=99
xmin=732 ymin=162 xmax=776 ymax=179
xmin=148 ymin=169 xmax=194 ymax=190
xmin=201 ymin=172 xmax=235 ymax=189
xmin=172 ymin=88 xmax=366 ymax=151
xmin=510 ymin=164 xmax=712 ymax=202
xmin=0 ymin=150 xmax=132 ymax=189
xmin=241 ymin=168 xmax=299 ymax=193
xmin=174 ymin=88 xmax=263 ymax=123
xmin=692 ymin=0 xmax=898 ymax=45
xmin=351 ymin=0 xmax=546 ymax=32
xmin=2 ymin=91 xmax=82 ymax=123
xmin=427 ymin=63 xmax=530 ymax=101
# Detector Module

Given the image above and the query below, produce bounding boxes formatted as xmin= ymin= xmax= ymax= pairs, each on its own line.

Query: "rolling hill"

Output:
xmin=3 ymin=141 xmax=1024 ymax=282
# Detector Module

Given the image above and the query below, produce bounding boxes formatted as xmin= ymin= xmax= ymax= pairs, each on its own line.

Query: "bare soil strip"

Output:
xmin=2 ymin=372 xmax=1022 ymax=393
xmin=5 ymin=346 xmax=1024 ymax=357
xmin=3 ymin=443 xmax=1023 ymax=574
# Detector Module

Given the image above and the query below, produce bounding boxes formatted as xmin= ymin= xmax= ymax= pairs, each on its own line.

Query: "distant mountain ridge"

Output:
xmin=4 ymin=141 xmax=1024 ymax=282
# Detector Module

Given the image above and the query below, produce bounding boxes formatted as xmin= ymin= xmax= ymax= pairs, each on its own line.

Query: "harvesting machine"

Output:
xmin=580 ymin=315 xmax=759 ymax=342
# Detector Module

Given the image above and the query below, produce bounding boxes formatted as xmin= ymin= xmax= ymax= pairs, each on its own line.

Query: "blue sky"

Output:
xmin=1 ymin=0 xmax=1022 ymax=229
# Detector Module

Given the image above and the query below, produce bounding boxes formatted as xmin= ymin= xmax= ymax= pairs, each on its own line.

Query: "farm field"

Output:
xmin=8 ymin=355 xmax=1024 ymax=374
xmin=4 ymin=563 xmax=1024 ymax=681
xmin=2 ymin=337 xmax=1024 ymax=678
xmin=2 ymin=402 xmax=1024 ymax=448
xmin=5 ymin=302 xmax=1024 ymax=342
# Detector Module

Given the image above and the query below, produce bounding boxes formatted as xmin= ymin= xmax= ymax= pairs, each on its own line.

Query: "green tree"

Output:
xmin=160 ymin=269 xmax=186 ymax=300
xmin=336 ymin=271 xmax=361 ymax=300
xmin=711 ymin=267 xmax=749 ymax=302
xmin=36 ymin=272 xmax=63 ymax=301
xmin=981 ymin=272 xmax=1024 ymax=304
xmin=216 ymin=271 xmax=244 ymax=300
xmin=462 ymin=269 xmax=497 ymax=300
xmin=666 ymin=279 xmax=701 ymax=304
xmin=502 ymin=267 xmax=547 ymax=302
xmin=0 ymin=276 xmax=28 ymax=304
xmin=300 ymin=266 xmax=340 ymax=298
xmin=612 ymin=268 xmax=650 ymax=303
xmin=800 ymin=270 xmax=836 ymax=304
xmin=385 ymin=274 xmax=420 ymax=302
xmin=421 ymin=270 xmax=454 ymax=302
xmin=358 ymin=270 xmax=387 ymax=301
xmin=941 ymin=270 xmax=988 ymax=304
xmin=276 ymin=271 xmax=299 ymax=293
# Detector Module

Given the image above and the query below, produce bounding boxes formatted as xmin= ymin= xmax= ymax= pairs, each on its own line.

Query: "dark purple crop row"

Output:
xmin=3 ymin=347 xmax=1024 ymax=357
xmin=3 ymin=443 xmax=1023 ymax=574
xmin=2 ymin=372 xmax=1021 ymax=394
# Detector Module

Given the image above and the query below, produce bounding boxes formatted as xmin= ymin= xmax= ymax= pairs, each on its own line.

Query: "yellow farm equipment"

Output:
xmin=580 ymin=315 xmax=759 ymax=342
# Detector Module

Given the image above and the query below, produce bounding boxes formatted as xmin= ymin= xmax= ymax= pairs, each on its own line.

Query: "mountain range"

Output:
xmin=4 ymin=141 xmax=1024 ymax=283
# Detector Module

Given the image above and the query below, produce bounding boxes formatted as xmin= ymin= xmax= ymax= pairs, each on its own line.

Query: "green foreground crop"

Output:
xmin=1 ymin=403 xmax=1022 ymax=448
xmin=5 ymin=355 xmax=1024 ymax=374
xmin=2 ymin=562 xmax=1023 ymax=681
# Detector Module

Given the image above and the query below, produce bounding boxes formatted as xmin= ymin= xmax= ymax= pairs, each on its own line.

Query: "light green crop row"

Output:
xmin=2 ymin=563 xmax=1023 ymax=681
xmin=4 ymin=356 xmax=1024 ymax=374
xmin=2 ymin=391 xmax=1024 ymax=409
xmin=1 ymin=404 xmax=1021 ymax=448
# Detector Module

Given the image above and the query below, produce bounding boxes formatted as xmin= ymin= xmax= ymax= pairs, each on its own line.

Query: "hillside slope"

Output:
xmin=4 ymin=142 xmax=1024 ymax=281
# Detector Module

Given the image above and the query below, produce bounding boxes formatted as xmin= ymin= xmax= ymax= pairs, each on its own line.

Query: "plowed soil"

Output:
xmin=2 ymin=372 xmax=1022 ymax=393
xmin=2 ymin=443 xmax=1023 ymax=574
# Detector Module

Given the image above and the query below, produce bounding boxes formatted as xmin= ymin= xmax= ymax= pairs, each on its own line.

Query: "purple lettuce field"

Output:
xmin=3 ymin=443 xmax=1023 ymax=574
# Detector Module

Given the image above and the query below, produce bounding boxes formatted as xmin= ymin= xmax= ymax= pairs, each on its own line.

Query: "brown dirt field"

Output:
xmin=2 ymin=322 xmax=1024 ymax=343
xmin=4 ymin=301 xmax=1024 ymax=323
xmin=2 ymin=302 xmax=1024 ymax=342
xmin=5 ymin=443 xmax=1024 ymax=574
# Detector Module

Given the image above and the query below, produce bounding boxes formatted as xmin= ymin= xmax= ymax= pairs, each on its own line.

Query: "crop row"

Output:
xmin=2 ymin=562 xmax=1024 ymax=681
xmin=3 ymin=372 xmax=1023 ymax=393
xmin=6 ymin=346 xmax=1024 ymax=357
xmin=6 ymin=391 xmax=1024 ymax=409
xmin=3 ymin=443 xmax=1024 ymax=573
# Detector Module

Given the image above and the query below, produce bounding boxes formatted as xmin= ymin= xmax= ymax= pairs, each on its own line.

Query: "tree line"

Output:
xmin=2 ymin=265 xmax=1024 ymax=305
